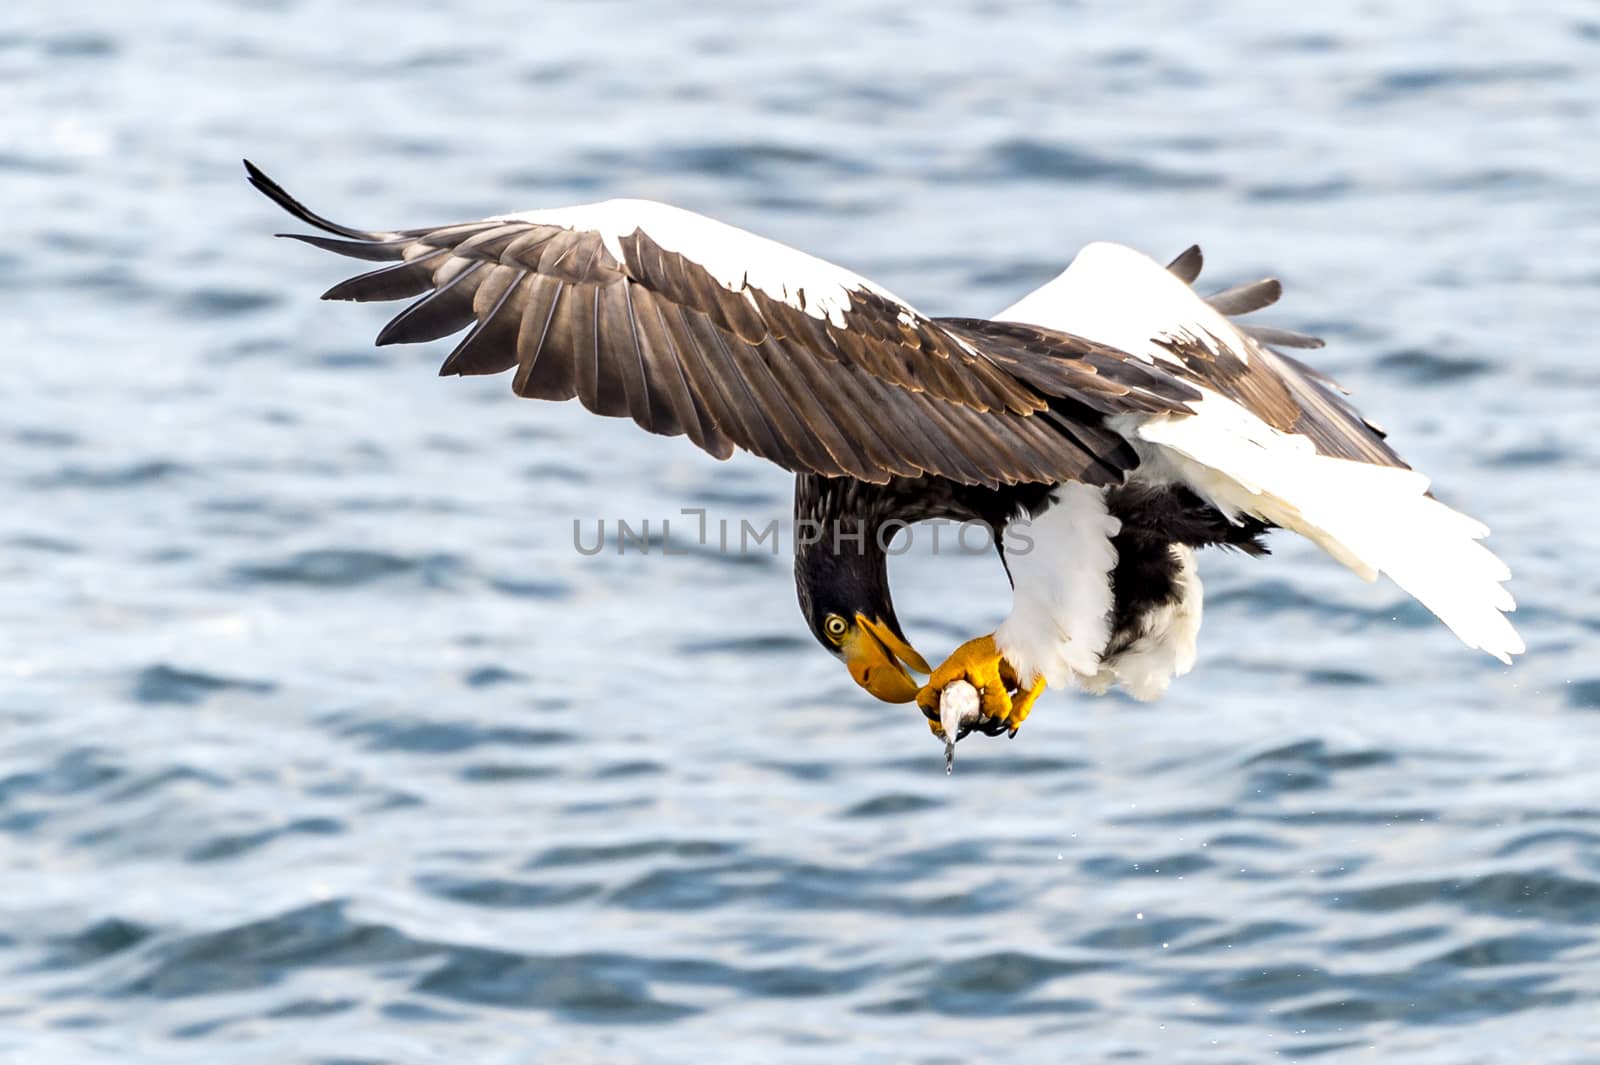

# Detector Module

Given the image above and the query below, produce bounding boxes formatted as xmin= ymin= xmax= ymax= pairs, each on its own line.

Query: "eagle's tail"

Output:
xmin=1134 ymin=406 xmax=1523 ymax=663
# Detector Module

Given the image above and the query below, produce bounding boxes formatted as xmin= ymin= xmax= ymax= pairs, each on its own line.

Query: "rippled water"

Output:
xmin=6 ymin=3 xmax=1600 ymax=1062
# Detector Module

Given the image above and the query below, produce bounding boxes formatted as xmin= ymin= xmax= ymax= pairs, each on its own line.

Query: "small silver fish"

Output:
xmin=939 ymin=680 xmax=982 ymax=774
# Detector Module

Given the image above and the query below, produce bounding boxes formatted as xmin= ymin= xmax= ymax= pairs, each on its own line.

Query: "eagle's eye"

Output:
xmin=823 ymin=614 xmax=849 ymax=643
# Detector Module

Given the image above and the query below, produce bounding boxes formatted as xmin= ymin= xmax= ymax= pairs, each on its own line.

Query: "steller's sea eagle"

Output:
xmin=246 ymin=161 xmax=1522 ymax=753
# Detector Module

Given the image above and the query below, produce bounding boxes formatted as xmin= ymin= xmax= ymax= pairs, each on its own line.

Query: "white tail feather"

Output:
xmin=1132 ymin=402 xmax=1523 ymax=663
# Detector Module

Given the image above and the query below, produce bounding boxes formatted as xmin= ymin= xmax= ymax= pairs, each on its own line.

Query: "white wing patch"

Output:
xmin=996 ymin=241 xmax=1243 ymax=369
xmin=494 ymin=198 xmax=906 ymax=328
xmin=995 ymin=482 xmax=1120 ymax=688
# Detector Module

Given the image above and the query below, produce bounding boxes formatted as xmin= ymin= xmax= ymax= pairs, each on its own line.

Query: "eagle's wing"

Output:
xmin=1168 ymin=244 xmax=1327 ymax=352
xmin=996 ymin=241 xmax=1522 ymax=663
xmin=247 ymin=162 xmax=1184 ymax=489
xmin=1161 ymin=244 xmax=1405 ymax=465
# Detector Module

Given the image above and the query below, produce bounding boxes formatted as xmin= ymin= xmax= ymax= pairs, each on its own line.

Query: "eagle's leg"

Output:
xmin=916 ymin=634 xmax=1044 ymax=737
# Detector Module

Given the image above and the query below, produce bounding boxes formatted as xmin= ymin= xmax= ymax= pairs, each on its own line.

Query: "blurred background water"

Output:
xmin=4 ymin=1 xmax=1600 ymax=1062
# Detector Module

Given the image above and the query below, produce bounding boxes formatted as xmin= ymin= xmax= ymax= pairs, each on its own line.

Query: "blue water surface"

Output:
xmin=4 ymin=2 xmax=1600 ymax=1062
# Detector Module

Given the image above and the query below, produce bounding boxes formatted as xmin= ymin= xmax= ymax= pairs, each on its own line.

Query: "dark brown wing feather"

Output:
xmin=249 ymin=162 xmax=1193 ymax=488
xmin=1166 ymin=245 xmax=1203 ymax=284
xmin=1160 ymin=244 xmax=1399 ymax=468
xmin=1150 ymin=327 xmax=1409 ymax=470
xmin=936 ymin=318 xmax=1203 ymax=415
xmin=1255 ymin=346 xmax=1407 ymax=467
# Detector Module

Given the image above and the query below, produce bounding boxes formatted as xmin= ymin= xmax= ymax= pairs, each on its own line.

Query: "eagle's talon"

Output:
xmin=979 ymin=683 xmax=1013 ymax=724
xmin=972 ymin=715 xmax=1011 ymax=738
xmin=916 ymin=634 xmax=1045 ymax=739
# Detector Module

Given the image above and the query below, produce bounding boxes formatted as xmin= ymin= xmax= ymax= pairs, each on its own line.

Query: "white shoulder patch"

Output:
xmin=995 ymin=482 xmax=1120 ymax=688
xmin=993 ymin=241 xmax=1244 ymax=368
xmin=494 ymin=198 xmax=907 ymax=328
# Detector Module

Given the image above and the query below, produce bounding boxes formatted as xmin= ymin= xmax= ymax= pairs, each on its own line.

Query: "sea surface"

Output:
xmin=5 ymin=2 xmax=1600 ymax=1062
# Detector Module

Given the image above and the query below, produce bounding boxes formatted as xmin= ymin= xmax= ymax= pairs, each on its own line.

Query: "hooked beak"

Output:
xmin=842 ymin=613 xmax=932 ymax=703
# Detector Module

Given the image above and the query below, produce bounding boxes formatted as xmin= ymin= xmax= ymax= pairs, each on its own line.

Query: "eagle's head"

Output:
xmin=794 ymin=522 xmax=930 ymax=703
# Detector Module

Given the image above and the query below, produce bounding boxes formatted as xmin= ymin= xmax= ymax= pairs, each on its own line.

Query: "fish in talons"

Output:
xmin=939 ymin=680 xmax=987 ymax=774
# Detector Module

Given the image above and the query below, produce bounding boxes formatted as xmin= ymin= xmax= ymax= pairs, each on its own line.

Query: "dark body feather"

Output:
xmin=792 ymin=472 xmax=1270 ymax=656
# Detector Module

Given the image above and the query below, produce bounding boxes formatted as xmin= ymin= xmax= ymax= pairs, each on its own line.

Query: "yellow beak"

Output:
xmin=843 ymin=614 xmax=932 ymax=703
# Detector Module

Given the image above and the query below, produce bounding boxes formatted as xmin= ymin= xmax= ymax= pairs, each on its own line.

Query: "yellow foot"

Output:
xmin=916 ymin=634 xmax=1046 ymax=739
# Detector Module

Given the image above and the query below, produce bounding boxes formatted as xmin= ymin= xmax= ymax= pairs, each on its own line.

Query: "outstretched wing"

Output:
xmin=247 ymin=162 xmax=1188 ymax=489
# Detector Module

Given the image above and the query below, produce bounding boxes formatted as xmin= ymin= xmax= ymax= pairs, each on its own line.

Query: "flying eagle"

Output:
xmin=246 ymin=161 xmax=1521 ymax=749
